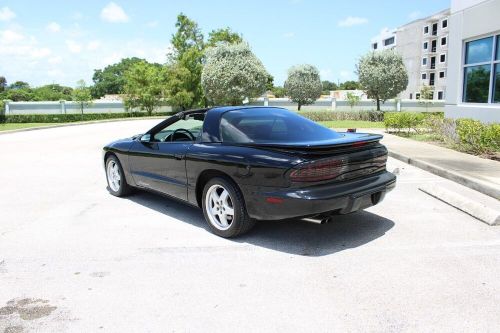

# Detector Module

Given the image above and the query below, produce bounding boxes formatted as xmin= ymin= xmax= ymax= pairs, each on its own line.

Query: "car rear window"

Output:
xmin=220 ymin=108 xmax=342 ymax=143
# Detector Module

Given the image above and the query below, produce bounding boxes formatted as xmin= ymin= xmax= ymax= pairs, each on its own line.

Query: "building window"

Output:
xmin=440 ymin=54 xmax=446 ymax=63
xmin=423 ymin=26 xmax=429 ymax=34
xmin=410 ymin=93 xmax=413 ymax=100
xmin=421 ymin=73 xmax=427 ymax=80
xmin=372 ymin=42 xmax=378 ymax=50
xmin=384 ymin=37 xmax=395 ymax=46
xmin=442 ymin=19 xmax=448 ymax=29
xmin=422 ymin=57 xmax=427 ymax=66
xmin=416 ymin=93 xmax=421 ymax=100
xmin=423 ymin=42 xmax=428 ymax=50
xmin=463 ymin=35 xmax=500 ymax=103
xmin=438 ymin=91 xmax=444 ymax=100
xmin=441 ymin=36 xmax=447 ymax=46
xmin=439 ymin=71 xmax=445 ymax=78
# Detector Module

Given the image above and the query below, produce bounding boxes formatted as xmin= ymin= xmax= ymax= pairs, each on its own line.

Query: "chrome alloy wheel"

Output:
xmin=205 ymin=184 xmax=235 ymax=230
xmin=106 ymin=159 xmax=121 ymax=192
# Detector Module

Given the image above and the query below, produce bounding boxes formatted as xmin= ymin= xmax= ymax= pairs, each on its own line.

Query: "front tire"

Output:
xmin=202 ymin=177 xmax=255 ymax=238
xmin=105 ymin=155 xmax=133 ymax=197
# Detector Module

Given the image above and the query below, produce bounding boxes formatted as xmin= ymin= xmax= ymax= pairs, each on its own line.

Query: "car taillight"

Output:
xmin=289 ymin=157 xmax=347 ymax=182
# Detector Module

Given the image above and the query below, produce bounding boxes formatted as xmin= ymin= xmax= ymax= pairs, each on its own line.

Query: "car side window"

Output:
xmin=153 ymin=115 xmax=204 ymax=142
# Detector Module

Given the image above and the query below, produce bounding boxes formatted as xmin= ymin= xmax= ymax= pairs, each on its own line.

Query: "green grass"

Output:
xmin=318 ymin=120 xmax=385 ymax=129
xmin=0 ymin=123 xmax=65 ymax=131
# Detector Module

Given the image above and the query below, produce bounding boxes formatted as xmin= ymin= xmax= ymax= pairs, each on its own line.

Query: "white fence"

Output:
xmin=2 ymin=98 xmax=444 ymax=115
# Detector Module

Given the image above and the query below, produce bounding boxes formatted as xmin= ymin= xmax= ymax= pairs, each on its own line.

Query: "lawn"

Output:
xmin=0 ymin=123 xmax=64 ymax=131
xmin=318 ymin=120 xmax=385 ymax=129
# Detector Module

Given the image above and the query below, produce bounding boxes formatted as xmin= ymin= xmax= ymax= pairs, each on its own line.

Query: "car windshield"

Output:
xmin=220 ymin=108 xmax=342 ymax=143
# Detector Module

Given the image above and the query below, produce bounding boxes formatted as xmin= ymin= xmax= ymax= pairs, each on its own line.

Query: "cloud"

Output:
xmin=283 ymin=32 xmax=295 ymax=38
xmin=0 ymin=29 xmax=24 ymax=43
xmin=320 ymin=68 xmax=333 ymax=81
xmin=46 ymin=22 xmax=61 ymax=33
xmin=100 ymin=2 xmax=129 ymax=23
xmin=71 ymin=12 xmax=84 ymax=21
xmin=66 ymin=40 xmax=82 ymax=53
xmin=87 ymin=40 xmax=101 ymax=51
xmin=408 ymin=11 xmax=422 ymax=20
xmin=146 ymin=20 xmax=159 ymax=28
xmin=0 ymin=7 xmax=15 ymax=22
xmin=340 ymin=70 xmax=352 ymax=79
xmin=48 ymin=56 xmax=63 ymax=64
xmin=337 ymin=16 xmax=368 ymax=27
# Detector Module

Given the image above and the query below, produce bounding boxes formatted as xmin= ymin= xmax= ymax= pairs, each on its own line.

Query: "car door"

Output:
xmin=127 ymin=113 xmax=205 ymax=201
xmin=128 ymin=140 xmax=190 ymax=200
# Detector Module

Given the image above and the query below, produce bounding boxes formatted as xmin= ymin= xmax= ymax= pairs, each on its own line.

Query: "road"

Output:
xmin=1 ymin=120 xmax=499 ymax=333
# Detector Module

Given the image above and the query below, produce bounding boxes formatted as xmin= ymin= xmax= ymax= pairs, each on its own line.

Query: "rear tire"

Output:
xmin=105 ymin=155 xmax=133 ymax=197
xmin=201 ymin=177 xmax=255 ymax=238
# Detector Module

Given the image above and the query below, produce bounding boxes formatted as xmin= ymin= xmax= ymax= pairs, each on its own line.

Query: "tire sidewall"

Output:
xmin=106 ymin=155 xmax=127 ymax=197
xmin=202 ymin=177 xmax=245 ymax=238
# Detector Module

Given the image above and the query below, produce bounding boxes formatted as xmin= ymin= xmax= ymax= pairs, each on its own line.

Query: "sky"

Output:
xmin=0 ymin=0 xmax=450 ymax=88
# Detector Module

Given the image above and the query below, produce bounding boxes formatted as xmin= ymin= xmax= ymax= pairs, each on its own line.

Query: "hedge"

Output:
xmin=4 ymin=112 xmax=172 ymax=124
xmin=299 ymin=110 xmax=384 ymax=122
xmin=384 ymin=112 xmax=444 ymax=133
xmin=456 ymin=119 xmax=500 ymax=153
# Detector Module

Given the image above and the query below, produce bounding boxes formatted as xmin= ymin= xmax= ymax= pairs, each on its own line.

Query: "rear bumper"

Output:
xmin=241 ymin=171 xmax=396 ymax=220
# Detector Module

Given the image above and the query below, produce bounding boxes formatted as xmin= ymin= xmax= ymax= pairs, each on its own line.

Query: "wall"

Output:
xmin=445 ymin=0 xmax=500 ymax=122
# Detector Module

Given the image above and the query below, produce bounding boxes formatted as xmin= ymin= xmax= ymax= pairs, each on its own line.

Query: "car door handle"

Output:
xmin=174 ymin=154 xmax=184 ymax=160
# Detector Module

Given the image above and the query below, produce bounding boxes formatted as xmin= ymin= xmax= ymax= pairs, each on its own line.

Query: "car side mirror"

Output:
xmin=140 ymin=134 xmax=151 ymax=142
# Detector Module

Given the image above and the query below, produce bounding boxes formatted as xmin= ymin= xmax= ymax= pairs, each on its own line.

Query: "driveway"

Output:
xmin=0 ymin=120 xmax=499 ymax=332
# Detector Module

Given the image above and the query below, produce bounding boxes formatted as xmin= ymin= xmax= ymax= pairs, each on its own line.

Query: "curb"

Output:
xmin=0 ymin=117 xmax=166 ymax=136
xmin=388 ymin=150 xmax=500 ymax=200
xmin=419 ymin=184 xmax=500 ymax=226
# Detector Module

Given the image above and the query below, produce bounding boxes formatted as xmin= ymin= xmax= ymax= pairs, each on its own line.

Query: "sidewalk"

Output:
xmin=378 ymin=132 xmax=500 ymax=200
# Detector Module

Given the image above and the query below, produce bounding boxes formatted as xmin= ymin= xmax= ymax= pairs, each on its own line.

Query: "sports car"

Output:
xmin=103 ymin=106 xmax=396 ymax=237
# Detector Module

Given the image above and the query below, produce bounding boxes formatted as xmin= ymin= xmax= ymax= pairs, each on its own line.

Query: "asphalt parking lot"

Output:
xmin=1 ymin=120 xmax=499 ymax=332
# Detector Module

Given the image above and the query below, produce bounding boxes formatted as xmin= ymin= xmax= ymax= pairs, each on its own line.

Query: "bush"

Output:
xmin=384 ymin=112 xmax=426 ymax=134
xmin=423 ymin=116 xmax=459 ymax=144
xmin=299 ymin=110 xmax=383 ymax=122
xmin=0 ymin=100 xmax=5 ymax=124
xmin=5 ymin=112 xmax=171 ymax=124
xmin=456 ymin=119 xmax=500 ymax=153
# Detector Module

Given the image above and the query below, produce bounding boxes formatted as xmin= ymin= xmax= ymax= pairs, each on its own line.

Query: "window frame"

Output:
xmin=437 ymin=91 xmax=444 ymax=100
xmin=423 ymin=41 xmax=428 ymax=50
xmin=439 ymin=53 xmax=446 ymax=63
xmin=441 ymin=36 xmax=447 ymax=46
xmin=441 ymin=19 xmax=448 ymax=29
xmin=439 ymin=71 xmax=446 ymax=79
xmin=422 ymin=57 xmax=427 ymax=66
xmin=423 ymin=26 xmax=429 ymax=35
xmin=421 ymin=72 xmax=427 ymax=80
xmin=461 ymin=33 xmax=500 ymax=104
xmin=384 ymin=37 xmax=395 ymax=46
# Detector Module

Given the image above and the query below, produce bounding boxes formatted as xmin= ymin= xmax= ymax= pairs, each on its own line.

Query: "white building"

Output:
xmin=371 ymin=10 xmax=450 ymax=101
xmin=445 ymin=0 xmax=500 ymax=122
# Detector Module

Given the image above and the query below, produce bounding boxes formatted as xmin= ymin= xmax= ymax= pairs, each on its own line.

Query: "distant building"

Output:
xmin=371 ymin=9 xmax=450 ymax=101
xmin=445 ymin=0 xmax=500 ymax=122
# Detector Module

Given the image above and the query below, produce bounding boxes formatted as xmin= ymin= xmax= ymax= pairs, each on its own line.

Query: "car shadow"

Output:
xmin=126 ymin=191 xmax=395 ymax=257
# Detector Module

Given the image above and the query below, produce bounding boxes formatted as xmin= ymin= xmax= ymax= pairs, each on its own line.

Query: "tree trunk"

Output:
xmin=376 ymin=98 xmax=380 ymax=111
xmin=298 ymin=102 xmax=302 ymax=111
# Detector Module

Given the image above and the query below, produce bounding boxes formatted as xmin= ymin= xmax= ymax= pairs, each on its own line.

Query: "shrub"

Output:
xmin=5 ymin=112 xmax=171 ymax=124
xmin=299 ymin=110 xmax=383 ymax=122
xmin=384 ymin=112 xmax=426 ymax=134
xmin=0 ymin=100 xmax=5 ymax=124
xmin=455 ymin=119 xmax=500 ymax=153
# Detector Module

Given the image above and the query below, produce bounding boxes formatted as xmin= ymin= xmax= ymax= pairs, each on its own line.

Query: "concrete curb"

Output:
xmin=0 ymin=117 xmax=166 ymax=136
xmin=388 ymin=150 xmax=500 ymax=200
xmin=419 ymin=184 xmax=500 ymax=226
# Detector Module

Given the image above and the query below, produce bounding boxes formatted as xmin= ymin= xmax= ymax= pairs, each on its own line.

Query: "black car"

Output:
xmin=103 ymin=106 xmax=396 ymax=237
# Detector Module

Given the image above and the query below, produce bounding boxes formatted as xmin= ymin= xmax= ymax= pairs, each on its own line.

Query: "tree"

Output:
xmin=284 ymin=64 xmax=322 ymax=110
xmin=9 ymin=81 xmax=30 ymax=90
xmin=91 ymin=57 xmax=146 ymax=98
xmin=72 ymin=80 xmax=93 ymax=115
xmin=123 ymin=61 xmax=164 ymax=115
xmin=0 ymin=76 xmax=6 ymax=92
xmin=164 ymin=64 xmax=195 ymax=111
xmin=418 ymin=85 xmax=434 ymax=112
xmin=357 ymin=50 xmax=408 ymax=111
xmin=207 ymin=27 xmax=243 ymax=47
xmin=346 ymin=92 xmax=361 ymax=109
xmin=33 ymin=84 xmax=73 ymax=101
xmin=168 ymin=13 xmax=206 ymax=108
xmin=201 ymin=43 xmax=268 ymax=105
xmin=322 ymin=80 xmax=338 ymax=94
xmin=271 ymin=86 xmax=286 ymax=98
xmin=339 ymin=80 xmax=361 ymax=90
xmin=265 ymin=74 xmax=274 ymax=92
